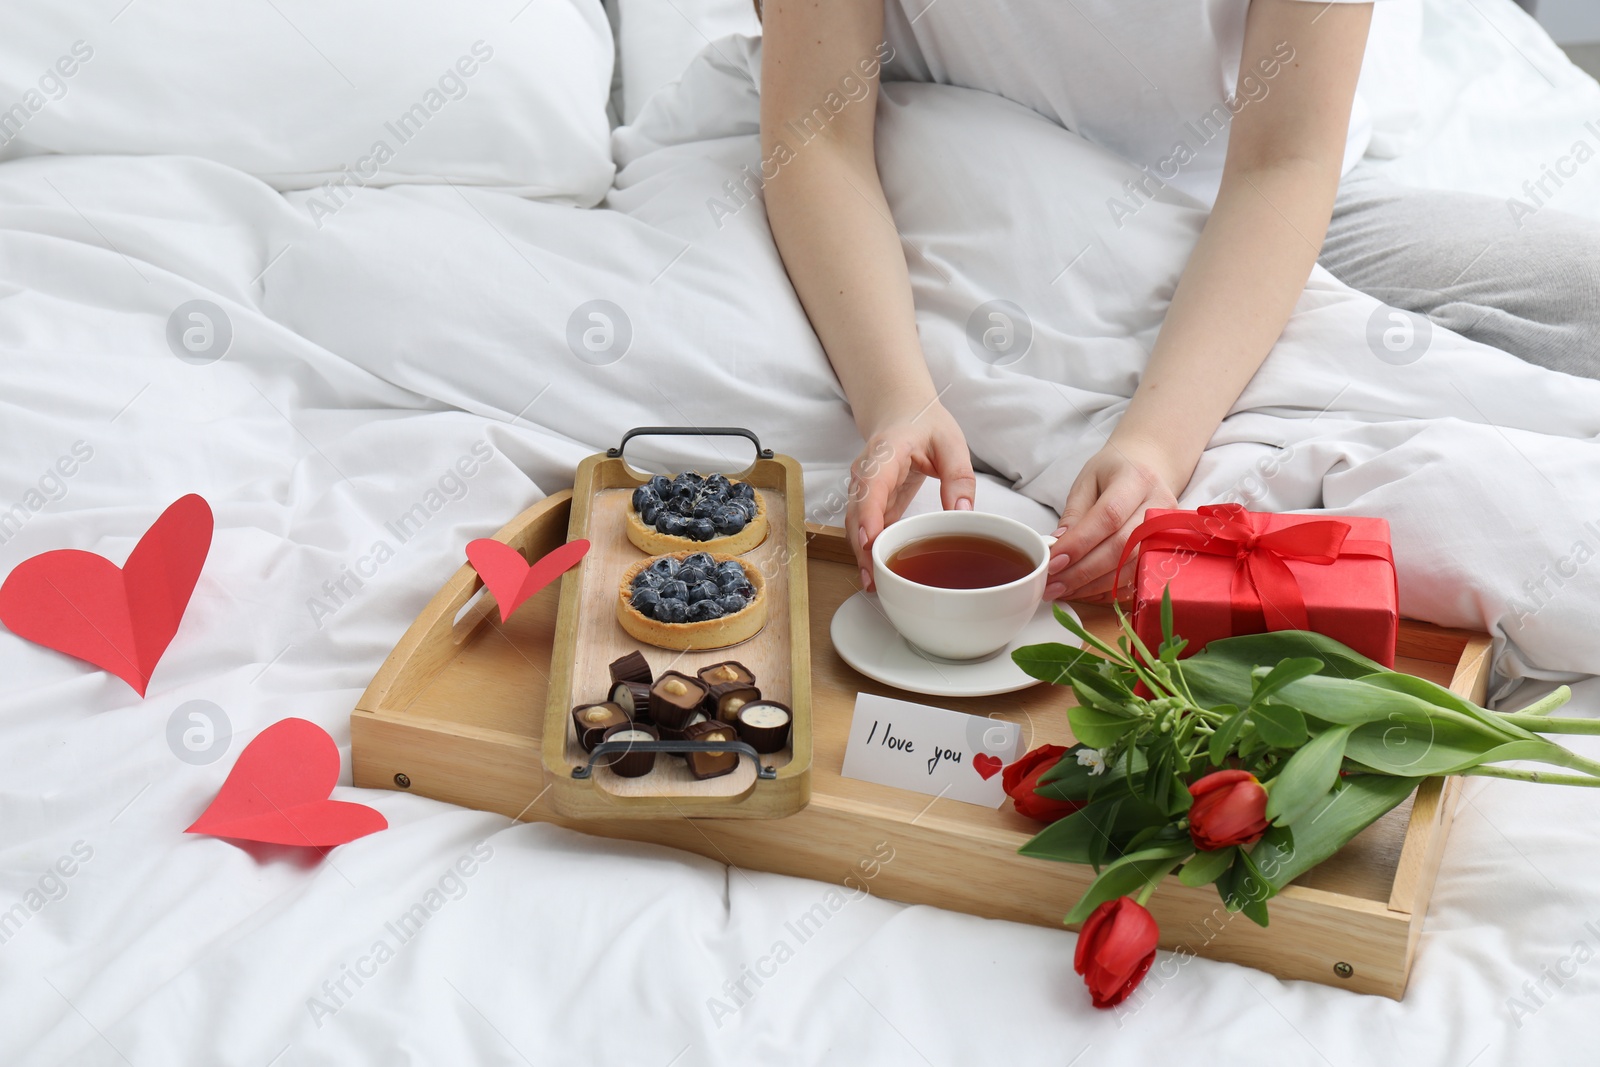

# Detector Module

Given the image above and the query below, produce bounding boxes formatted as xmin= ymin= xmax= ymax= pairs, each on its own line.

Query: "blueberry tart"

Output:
xmin=625 ymin=472 xmax=768 ymax=556
xmin=617 ymin=551 xmax=766 ymax=650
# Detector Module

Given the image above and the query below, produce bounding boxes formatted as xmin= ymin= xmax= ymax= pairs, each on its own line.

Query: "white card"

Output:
xmin=840 ymin=692 xmax=1023 ymax=808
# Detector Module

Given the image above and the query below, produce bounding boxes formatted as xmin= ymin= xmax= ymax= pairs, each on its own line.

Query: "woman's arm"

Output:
xmin=761 ymin=1 xmax=975 ymax=590
xmin=1048 ymin=0 xmax=1374 ymax=602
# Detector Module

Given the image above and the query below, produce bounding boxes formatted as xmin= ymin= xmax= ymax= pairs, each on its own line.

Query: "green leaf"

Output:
xmin=1063 ymin=843 xmax=1192 ymax=925
xmin=1018 ymin=794 xmax=1169 ymax=865
xmin=1067 ymin=704 xmax=1136 ymax=749
xmin=1357 ymin=673 xmax=1532 ymax=741
xmin=1252 ymin=702 xmax=1309 ymax=748
xmin=1250 ymin=775 xmax=1421 ymax=890
xmin=1011 ymin=643 xmax=1103 ymax=687
xmin=1248 ymin=657 xmax=1325 ymax=708
xmin=1160 ymin=585 xmax=1175 ymax=645
xmin=1178 ymin=845 xmax=1234 ymax=887
xmin=1264 ymin=724 xmax=1354 ymax=826
xmin=1180 ymin=630 xmax=1389 ymax=708
xmin=1037 ymin=746 xmax=1145 ymax=798
xmin=1344 ymin=724 xmax=1560 ymax=777
xmin=1207 ymin=705 xmax=1246 ymax=765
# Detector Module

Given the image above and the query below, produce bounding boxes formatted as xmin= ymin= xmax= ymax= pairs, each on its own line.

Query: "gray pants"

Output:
xmin=1319 ymin=163 xmax=1600 ymax=379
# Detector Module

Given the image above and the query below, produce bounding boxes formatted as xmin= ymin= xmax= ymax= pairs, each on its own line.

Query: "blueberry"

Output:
xmin=687 ymin=580 xmax=719 ymax=603
xmin=676 ymin=472 xmax=704 ymax=489
xmin=658 ymin=578 xmax=688 ymax=601
xmin=683 ymin=552 xmax=715 ymax=571
xmin=632 ymin=569 xmax=663 ymax=591
xmin=647 ymin=557 xmax=679 ymax=580
xmin=631 ymin=588 xmax=662 ymax=615
xmin=705 ymin=473 xmax=731 ymax=497
xmin=716 ymin=595 xmax=748 ymax=615
xmin=691 ymin=498 xmax=720 ymax=520
xmin=732 ymin=482 xmax=755 ymax=502
xmin=714 ymin=560 xmax=745 ymax=583
xmin=711 ymin=507 xmax=747 ymax=535
xmin=639 ymin=498 xmax=663 ymax=525
xmin=677 ymin=565 xmax=707 ymax=587
xmin=685 ymin=517 xmax=716 ymax=541
xmin=647 ymin=475 xmax=672 ymax=496
xmin=631 ymin=485 xmax=657 ymax=511
xmin=657 ymin=512 xmax=688 ymax=536
xmin=657 ymin=597 xmax=689 ymax=623
xmin=688 ymin=599 xmax=724 ymax=622
xmin=726 ymin=581 xmax=755 ymax=600
xmin=729 ymin=497 xmax=756 ymax=521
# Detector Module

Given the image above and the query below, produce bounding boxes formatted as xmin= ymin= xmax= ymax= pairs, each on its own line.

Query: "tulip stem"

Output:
xmin=1498 ymin=713 xmax=1600 ymax=735
xmin=1135 ymin=861 xmax=1186 ymax=906
xmin=1500 ymin=686 xmax=1572 ymax=718
xmin=1462 ymin=766 xmax=1600 ymax=787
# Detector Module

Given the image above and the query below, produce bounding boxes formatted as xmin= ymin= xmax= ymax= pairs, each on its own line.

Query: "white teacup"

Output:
xmin=869 ymin=511 xmax=1056 ymax=661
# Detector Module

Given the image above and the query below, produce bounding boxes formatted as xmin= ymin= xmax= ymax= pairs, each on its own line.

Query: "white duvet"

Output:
xmin=2 ymin=0 xmax=1600 ymax=1063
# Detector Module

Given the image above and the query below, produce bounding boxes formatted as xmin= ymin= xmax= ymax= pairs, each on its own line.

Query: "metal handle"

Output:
xmin=606 ymin=426 xmax=773 ymax=464
xmin=571 ymin=739 xmax=776 ymax=779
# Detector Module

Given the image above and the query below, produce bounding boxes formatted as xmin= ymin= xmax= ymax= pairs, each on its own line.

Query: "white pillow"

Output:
xmin=0 ymin=1 xmax=617 ymax=205
xmin=616 ymin=0 xmax=760 ymax=122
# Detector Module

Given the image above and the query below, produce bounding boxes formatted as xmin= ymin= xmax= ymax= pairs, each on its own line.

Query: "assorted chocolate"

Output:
xmin=602 ymin=723 xmax=659 ymax=778
xmin=632 ymin=473 xmax=757 ymax=542
xmin=683 ymin=720 xmax=741 ymax=780
xmin=735 ymin=700 xmax=792 ymax=754
xmin=575 ymin=652 xmax=787 ymax=779
xmin=608 ymin=650 xmax=653 ymax=685
xmin=627 ymin=552 xmax=756 ymax=624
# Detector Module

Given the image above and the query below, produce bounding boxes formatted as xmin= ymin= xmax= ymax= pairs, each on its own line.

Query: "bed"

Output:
xmin=2 ymin=0 xmax=1598 ymax=1062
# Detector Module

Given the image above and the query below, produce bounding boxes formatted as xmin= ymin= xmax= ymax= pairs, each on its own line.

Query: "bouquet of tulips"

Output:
xmin=1005 ymin=591 xmax=1600 ymax=1009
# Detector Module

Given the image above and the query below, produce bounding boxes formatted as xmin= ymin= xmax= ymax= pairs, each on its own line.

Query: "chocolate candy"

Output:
xmin=608 ymin=650 xmax=653 ymax=686
xmin=572 ymin=701 xmax=629 ymax=752
xmin=683 ymin=719 xmax=740 ymax=780
xmin=697 ymin=660 xmax=755 ymax=690
xmin=735 ymin=700 xmax=791 ymax=754
xmin=659 ymin=711 xmax=708 ymax=759
xmin=610 ymin=680 xmax=652 ymax=721
xmin=650 ymin=671 xmax=708 ymax=730
xmin=711 ymin=684 xmax=762 ymax=723
xmin=602 ymin=722 xmax=659 ymax=778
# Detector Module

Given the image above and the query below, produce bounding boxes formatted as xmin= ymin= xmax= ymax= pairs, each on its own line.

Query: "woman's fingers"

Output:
xmin=846 ymin=439 xmax=913 ymax=589
xmin=930 ymin=422 xmax=976 ymax=512
xmin=1049 ymin=467 xmax=1152 ymax=585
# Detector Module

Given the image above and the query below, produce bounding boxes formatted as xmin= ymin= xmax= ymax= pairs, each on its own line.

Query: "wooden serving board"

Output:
xmin=539 ymin=443 xmax=810 ymax=818
xmin=351 ymin=491 xmax=1491 ymax=998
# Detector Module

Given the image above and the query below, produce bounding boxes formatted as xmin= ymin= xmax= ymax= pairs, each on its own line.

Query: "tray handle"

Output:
xmin=607 ymin=426 xmax=774 ymax=466
xmin=571 ymin=739 xmax=777 ymax=780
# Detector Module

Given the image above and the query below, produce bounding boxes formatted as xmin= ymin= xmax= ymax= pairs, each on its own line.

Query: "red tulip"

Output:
xmin=1187 ymin=769 xmax=1270 ymax=850
xmin=1074 ymin=897 xmax=1159 ymax=1008
xmin=1002 ymin=745 xmax=1084 ymax=823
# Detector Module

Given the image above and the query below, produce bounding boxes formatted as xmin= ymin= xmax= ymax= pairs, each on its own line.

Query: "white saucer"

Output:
xmin=829 ymin=592 xmax=1082 ymax=698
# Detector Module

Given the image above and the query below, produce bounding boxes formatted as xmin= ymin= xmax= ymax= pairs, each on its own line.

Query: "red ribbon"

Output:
xmin=1113 ymin=504 xmax=1393 ymax=635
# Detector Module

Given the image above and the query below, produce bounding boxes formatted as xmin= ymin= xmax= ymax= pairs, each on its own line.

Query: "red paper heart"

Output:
xmin=973 ymin=753 xmax=1003 ymax=780
xmin=466 ymin=537 xmax=590 ymax=623
xmin=0 ymin=494 xmax=212 ymax=696
xmin=186 ymin=718 xmax=387 ymax=847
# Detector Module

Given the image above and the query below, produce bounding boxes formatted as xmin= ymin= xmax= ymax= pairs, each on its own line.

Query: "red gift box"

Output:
xmin=1114 ymin=504 xmax=1399 ymax=667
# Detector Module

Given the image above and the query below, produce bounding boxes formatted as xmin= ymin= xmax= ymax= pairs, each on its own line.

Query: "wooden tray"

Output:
xmin=540 ymin=428 xmax=810 ymax=819
xmin=351 ymin=491 xmax=1491 ymax=998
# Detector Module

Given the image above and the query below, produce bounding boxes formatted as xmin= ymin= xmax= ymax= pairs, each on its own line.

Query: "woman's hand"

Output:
xmin=846 ymin=400 xmax=976 ymax=591
xmin=1045 ymin=433 xmax=1185 ymax=604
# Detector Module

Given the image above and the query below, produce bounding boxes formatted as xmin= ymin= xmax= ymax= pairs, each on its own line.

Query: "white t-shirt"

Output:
xmin=880 ymin=0 xmax=1380 ymax=206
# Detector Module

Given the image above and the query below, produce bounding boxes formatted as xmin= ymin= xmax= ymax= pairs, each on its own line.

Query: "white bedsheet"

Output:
xmin=2 ymin=2 xmax=1600 ymax=1065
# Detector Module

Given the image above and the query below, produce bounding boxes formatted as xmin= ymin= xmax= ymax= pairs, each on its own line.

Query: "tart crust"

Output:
xmin=624 ymin=483 xmax=769 ymax=556
xmin=616 ymin=551 xmax=767 ymax=651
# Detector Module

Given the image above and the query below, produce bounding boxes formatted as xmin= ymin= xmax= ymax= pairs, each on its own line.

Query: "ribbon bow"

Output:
xmin=1113 ymin=504 xmax=1383 ymax=634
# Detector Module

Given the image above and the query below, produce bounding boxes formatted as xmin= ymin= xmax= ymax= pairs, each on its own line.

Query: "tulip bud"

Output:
xmin=1187 ymin=769 xmax=1271 ymax=850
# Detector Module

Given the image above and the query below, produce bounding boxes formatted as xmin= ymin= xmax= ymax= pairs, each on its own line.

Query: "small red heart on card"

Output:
xmin=973 ymin=753 xmax=1003 ymax=780
xmin=0 ymin=494 xmax=212 ymax=696
xmin=466 ymin=537 xmax=590 ymax=623
xmin=186 ymin=718 xmax=387 ymax=847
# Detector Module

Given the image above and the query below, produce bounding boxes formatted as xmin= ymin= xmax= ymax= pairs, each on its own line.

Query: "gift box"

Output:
xmin=1115 ymin=504 xmax=1399 ymax=667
